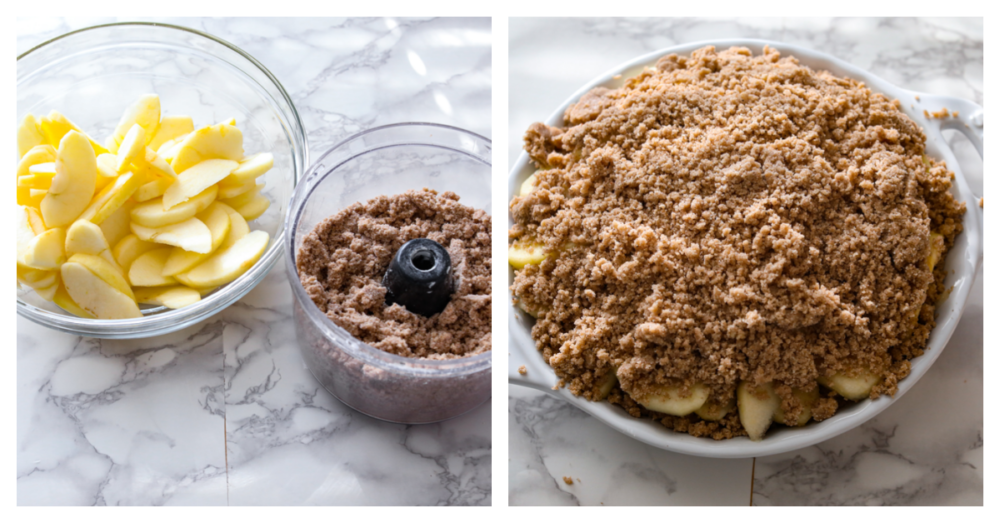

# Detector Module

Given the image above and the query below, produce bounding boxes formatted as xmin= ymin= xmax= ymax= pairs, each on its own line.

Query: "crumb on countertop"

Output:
xmin=563 ymin=476 xmax=574 ymax=485
xmin=518 ymin=365 xmax=527 ymax=375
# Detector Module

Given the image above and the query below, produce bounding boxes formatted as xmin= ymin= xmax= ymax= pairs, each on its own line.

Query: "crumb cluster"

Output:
xmin=299 ymin=189 xmax=492 ymax=360
xmin=510 ymin=46 xmax=965 ymax=438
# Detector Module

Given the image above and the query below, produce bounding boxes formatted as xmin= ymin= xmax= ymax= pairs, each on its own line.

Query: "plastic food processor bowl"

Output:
xmin=285 ymin=123 xmax=492 ymax=424
xmin=507 ymin=39 xmax=984 ymax=458
xmin=16 ymin=22 xmax=308 ymax=338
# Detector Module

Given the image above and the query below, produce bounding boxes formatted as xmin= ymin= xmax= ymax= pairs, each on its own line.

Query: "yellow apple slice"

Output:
xmin=61 ymin=261 xmax=141 ymax=319
xmin=112 ymin=94 xmax=160 ymax=146
xmin=53 ymin=283 xmax=95 ymax=318
xmin=68 ymin=253 xmax=133 ymax=300
xmin=773 ymin=386 xmax=820 ymax=427
xmin=737 ymin=381 xmax=780 ymax=441
xmin=40 ymin=111 xmax=108 ymax=155
xmin=129 ymin=248 xmax=177 ymax=287
xmin=163 ymin=203 xmax=232 ymax=276
xmin=77 ymin=171 xmax=140 ymax=224
xmin=16 ymin=264 xmax=57 ymax=288
xmin=116 ymin=124 xmax=147 ymax=173
xmin=635 ymin=381 xmax=709 ymax=416
xmin=520 ymin=172 xmax=539 ymax=196
xmin=28 ymin=162 xmax=57 ymax=175
xmin=131 ymin=217 xmax=213 ymax=254
xmin=176 ymin=230 xmax=268 ymax=288
xmin=26 ymin=189 xmax=47 ymax=208
xmin=927 ymin=232 xmax=944 ymax=271
xmin=170 ymin=123 xmax=244 ymax=174
xmin=18 ymin=173 xmax=53 ymax=190
xmin=162 ymin=159 xmax=239 ymax=209
xmin=41 ymin=131 xmax=98 ymax=228
xmin=695 ymin=396 xmax=736 ymax=421
xmin=131 ymin=185 xmax=218 ymax=228
xmin=65 ymin=220 xmax=120 ymax=269
xmin=99 ymin=200 xmax=134 ymax=249
xmin=217 ymin=203 xmax=249 ymax=250
xmin=156 ymin=135 xmax=188 ymax=162
xmin=94 ymin=153 xmax=120 ymax=189
xmin=29 ymin=277 xmax=60 ymax=301
xmin=233 ymin=194 xmax=270 ymax=221
xmin=17 ymin=207 xmax=41 ymax=267
xmin=112 ymin=234 xmax=159 ymax=278
xmin=595 ymin=367 xmax=619 ymax=400
xmin=144 ymin=147 xmax=177 ymax=179
xmin=217 ymin=177 xmax=258 ymax=199
xmin=18 ymin=114 xmax=45 ymax=158
xmin=135 ymin=177 xmax=174 ymax=202
xmin=103 ymin=135 xmax=119 ymax=155
xmin=223 ymin=152 xmax=274 ymax=186
xmin=17 ymin=144 xmax=57 ymax=178
xmin=508 ymin=240 xmax=550 ymax=269
xmin=819 ymin=370 xmax=882 ymax=400
xmin=133 ymin=286 xmax=201 ymax=309
xmin=22 ymin=228 xmax=66 ymax=270
xmin=221 ymin=182 xmax=263 ymax=209
xmin=149 ymin=115 xmax=195 ymax=151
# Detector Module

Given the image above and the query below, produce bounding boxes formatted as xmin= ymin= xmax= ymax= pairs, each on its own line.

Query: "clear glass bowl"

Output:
xmin=285 ymin=123 xmax=492 ymax=424
xmin=16 ymin=22 xmax=308 ymax=338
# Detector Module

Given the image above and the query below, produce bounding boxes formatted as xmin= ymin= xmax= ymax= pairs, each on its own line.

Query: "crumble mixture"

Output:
xmin=298 ymin=189 xmax=492 ymax=360
xmin=510 ymin=46 xmax=965 ymax=439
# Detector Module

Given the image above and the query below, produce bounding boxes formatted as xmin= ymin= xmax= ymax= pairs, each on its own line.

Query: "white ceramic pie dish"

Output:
xmin=507 ymin=39 xmax=984 ymax=459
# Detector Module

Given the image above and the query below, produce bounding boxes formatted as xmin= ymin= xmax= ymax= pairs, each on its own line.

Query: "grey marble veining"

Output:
xmin=18 ymin=16 xmax=491 ymax=506
xmin=508 ymin=16 xmax=982 ymax=506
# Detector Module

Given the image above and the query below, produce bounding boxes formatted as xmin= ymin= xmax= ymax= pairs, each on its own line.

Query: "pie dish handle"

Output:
xmin=917 ymin=94 xmax=984 ymax=265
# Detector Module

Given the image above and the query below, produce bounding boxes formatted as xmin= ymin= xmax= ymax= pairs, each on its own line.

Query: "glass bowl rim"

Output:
xmin=16 ymin=21 xmax=309 ymax=338
xmin=284 ymin=122 xmax=493 ymax=376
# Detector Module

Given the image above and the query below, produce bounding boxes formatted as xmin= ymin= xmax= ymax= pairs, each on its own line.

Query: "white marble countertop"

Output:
xmin=17 ymin=16 xmax=492 ymax=506
xmin=508 ymin=17 xmax=982 ymax=506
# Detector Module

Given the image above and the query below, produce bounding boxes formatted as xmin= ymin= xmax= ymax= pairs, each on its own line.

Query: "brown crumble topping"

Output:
xmin=510 ymin=45 xmax=965 ymax=439
xmin=298 ymin=189 xmax=491 ymax=360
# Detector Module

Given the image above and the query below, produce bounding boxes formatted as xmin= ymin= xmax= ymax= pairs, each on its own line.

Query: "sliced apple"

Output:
xmin=162 ymin=159 xmax=239 ymax=209
xmin=170 ymin=123 xmax=244 ymax=174
xmin=133 ymin=286 xmax=201 ymax=309
xmin=773 ymin=386 xmax=820 ymax=427
xmin=217 ymin=177 xmax=258 ymax=199
xmin=149 ymin=115 xmax=195 ymax=151
xmin=99 ymin=200 xmax=134 ymax=249
xmin=40 ymin=111 xmax=108 ymax=155
xmin=112 ymin=94 xmax=160 ymax=146
xmin=135 ymin=177 xmax=174 ymax=202
xmin=22 ymin=228 xmax=66 ymax=270
xmin=53 ymin=283 xmax=95 ymax=319
xmin=223 ymin=152 xmax=273 ymax=186
xmin=76 ymin=171 xmax=140 ymax=225
xmin=26 ymin=189 xmax=47 ymax=208
xmin=18 ymin=114 xmax=45 ymax=158
xmin=595 ymin=367 xmax=619 ymax=400
xmin=131 ymin=217 xmax=213 ymax=254
xmin=176 ymin=230 xmax=269 ymax=288
xmin=131 ymin=185 xmax=218 ymax=228
xmin=218 ymin=203 xmax=249 ymax=250
xmin=695 ymin=396 xmax=736 ymax=421
xmin=68 ymin=253 xmax=133 ymax=301
xmin=163 ymin=202 xmax=232 ymax=276
xmin=221 ymin=182 xmax=263 ymax=209
xmin=819 ymin=370 xmax=882 ymax=401
xmin=635 ymin=381 xmax=709 ymax=416
xmin=16 ymin=264 xmax=57 ymax=289
xmin=65 ymin=220 xmax=120 ymax=268
xmin=144 ymin=147 xmax=177 ymax=179
xmin=737 ymin=381 xmax=780 ymax=441
xmin=116 ymin=124 xmax=147 ymax=173
xmin=17 ymin=144 xmax=57 ymax=178
xmin=41 ymin=131 xmax=98 ymax=228
xmin=233 ymin=193 xmax=270 ymax=221
xmin=104 ymin=135 xmax=119 ymax=155
xmin=129 ymin=248 xmax=177 ymax=287
xmin=61 ymin=262 xmax=141 ymax=319
xmin=520 ymin=172 xmax=539 ymax=196
xmin=927 ymin=232 xmax=944 ymax=271
xmin=508 ymin=240 xmax=550 ymax=269
xmin=112 ymin=234 xmax=159 ymax=277
xmin=157 ymin=135 xmax=188 ymax=163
